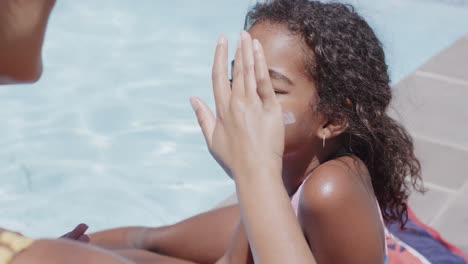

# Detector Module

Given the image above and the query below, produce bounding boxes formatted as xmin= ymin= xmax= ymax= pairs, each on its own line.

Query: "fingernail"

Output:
xmin=217 ymin=34 xmax=226 ymax=45
xmin=253 ymin=39 xmax=260 ymax=51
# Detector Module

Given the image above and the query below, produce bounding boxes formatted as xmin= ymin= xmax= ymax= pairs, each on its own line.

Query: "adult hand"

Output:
xmin=61 ymin=223 xmax=90 ymax=243
xmin=191 ymin=31 xmax=285 ymax=180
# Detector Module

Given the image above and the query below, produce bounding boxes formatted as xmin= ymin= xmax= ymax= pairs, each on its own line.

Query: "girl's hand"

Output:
xmin=191 ymin=31 xmax=285 ymax=180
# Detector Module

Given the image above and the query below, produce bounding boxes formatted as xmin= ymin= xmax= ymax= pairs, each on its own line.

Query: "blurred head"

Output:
xmin=245 ymin=0 xmax=423 ymax=227
xmin=0 ymin=0 xmax=56 ymax=84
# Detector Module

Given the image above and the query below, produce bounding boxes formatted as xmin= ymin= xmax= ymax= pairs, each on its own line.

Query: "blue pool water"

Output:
xmin=0 ymin=0 xmax=467 ymax=238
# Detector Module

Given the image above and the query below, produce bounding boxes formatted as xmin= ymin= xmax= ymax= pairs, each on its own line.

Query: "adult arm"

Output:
xmin=13 ymin=239 xmax=133 ymax=264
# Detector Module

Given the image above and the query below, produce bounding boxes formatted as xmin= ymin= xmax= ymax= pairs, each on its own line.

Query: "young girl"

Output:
xmin=90 ymin=1 xmax=424 ymax=263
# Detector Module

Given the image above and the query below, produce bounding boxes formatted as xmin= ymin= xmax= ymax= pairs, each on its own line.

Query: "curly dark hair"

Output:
xmin=245 ymin=0 xmax=424 ymax=227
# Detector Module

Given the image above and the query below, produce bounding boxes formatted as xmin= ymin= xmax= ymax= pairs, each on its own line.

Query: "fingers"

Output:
xmin=191 ymin=97 xmax=215 ymax=147
xmin=78 ymin=234 xmax=91 ymax=243
xmin=211 ymin=35 xmax=230 ymax=116
xmin=240 ymin=31 xmax=257 ymax=100
xmin=210 ymin=33 xmax=275 ymax=115
xmin=61 ymin=223 xmax=88 ymax=240
xmin=253 ymin=39 xmax=276 ymax=107
xmin=231 ymin=39 xmax=245 ymax=99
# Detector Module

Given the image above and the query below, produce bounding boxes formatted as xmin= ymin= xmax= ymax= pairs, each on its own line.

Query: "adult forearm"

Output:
xmin=13 ymin=239 xmax=133 ymax=264
xmin=115 ymin=249 xmax=198 ymax=264
xmin=235 ymin=167 xmax=316 ymax=264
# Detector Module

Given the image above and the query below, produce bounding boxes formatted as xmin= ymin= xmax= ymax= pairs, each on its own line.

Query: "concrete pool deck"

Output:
xmin=392 ymin=35 xmax=468 ymax=253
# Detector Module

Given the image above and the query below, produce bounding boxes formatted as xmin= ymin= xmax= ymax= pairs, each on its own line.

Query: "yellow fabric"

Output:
xmin=0 ymin=232 xmax=33 ymax=253
xmin=0 ymin=231 xmax=34 ymax=264
xmin=0 ymin=247 xmax=14 ymax=264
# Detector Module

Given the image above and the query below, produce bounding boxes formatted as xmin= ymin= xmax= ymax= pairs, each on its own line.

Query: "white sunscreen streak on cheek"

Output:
xmin=282 ymin=112 xmax=296 ymax=126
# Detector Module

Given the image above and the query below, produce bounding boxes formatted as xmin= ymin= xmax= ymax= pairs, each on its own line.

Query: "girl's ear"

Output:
xmin=317 ymin=118 xmax=348 ymax=141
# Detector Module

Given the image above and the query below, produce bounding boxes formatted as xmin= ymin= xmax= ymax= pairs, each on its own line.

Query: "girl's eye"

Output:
xmin=274 ymin=90 xmax=287 ymax=95
xmin=230 ymin=79 xmax=287 ymax=95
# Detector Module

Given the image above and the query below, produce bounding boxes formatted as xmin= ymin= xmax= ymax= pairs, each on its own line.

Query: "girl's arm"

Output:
xmin=89 ymin=227 xmax=151 ymax=250
xmin=234 ymin=168 xmax=315 ymax=264
xmin=90 ymin=205 xmax=240 ymax=263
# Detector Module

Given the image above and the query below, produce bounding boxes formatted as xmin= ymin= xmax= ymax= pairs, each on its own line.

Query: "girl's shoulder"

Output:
xmin=298 ymin=156 xmax=373 ymax=212
xmin=296 ymin=156 xmax=386 ymax=263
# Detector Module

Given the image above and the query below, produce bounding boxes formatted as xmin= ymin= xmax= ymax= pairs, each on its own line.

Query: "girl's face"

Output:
xmin=247 ymin=22 xmax=324 ymax=156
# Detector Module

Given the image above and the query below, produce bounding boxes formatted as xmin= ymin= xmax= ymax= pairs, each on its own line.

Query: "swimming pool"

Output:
xmin=0 ymin=0 xmax=467 ymax=238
